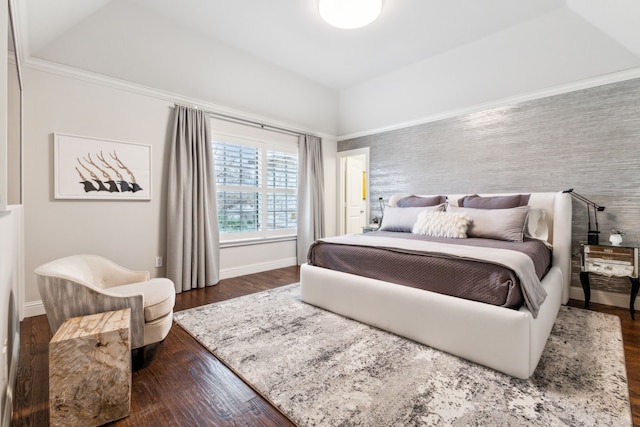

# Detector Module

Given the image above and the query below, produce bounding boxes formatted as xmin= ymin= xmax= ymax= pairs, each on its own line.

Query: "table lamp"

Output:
xmin=563 ymin=188 xmax=605 ymax=244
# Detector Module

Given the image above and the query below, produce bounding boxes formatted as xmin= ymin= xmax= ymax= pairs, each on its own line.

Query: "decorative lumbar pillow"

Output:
xmin=412 ymin=211 xmax=471 ymax=238
xmin=524 ymin=208 xmax=549 ymax=242
xmin=396 ymin=195 xmax=446 ymax=207
xmin=447 ymin=205 xmax=530 ymax=242
xmin=379 ymin=204 xmax=445 ymax=232
xmin=458 ymin=194 xmax=530 ymax=209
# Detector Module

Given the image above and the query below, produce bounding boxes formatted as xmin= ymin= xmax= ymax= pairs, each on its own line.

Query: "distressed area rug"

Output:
xmin=174 ymin=284 xmax=631 ymax=426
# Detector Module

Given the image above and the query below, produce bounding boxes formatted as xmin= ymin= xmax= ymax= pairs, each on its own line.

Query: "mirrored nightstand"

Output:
xmin=580 ymin=242 xmax=639 ymax=319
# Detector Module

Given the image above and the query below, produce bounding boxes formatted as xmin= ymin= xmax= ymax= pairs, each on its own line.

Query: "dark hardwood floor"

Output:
xmin=12 ymin=266 xmax=300 ymax=426
xmin=11 ymin=266 xmax=640 ymax=426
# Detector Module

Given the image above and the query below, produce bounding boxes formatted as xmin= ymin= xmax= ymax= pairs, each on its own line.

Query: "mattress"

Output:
xmin=307 ymin=230 xmax=551 ymax=310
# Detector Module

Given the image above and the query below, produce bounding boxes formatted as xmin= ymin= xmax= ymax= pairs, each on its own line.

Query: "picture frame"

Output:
xmin=53 ymin=133 xmax=151 ymax=200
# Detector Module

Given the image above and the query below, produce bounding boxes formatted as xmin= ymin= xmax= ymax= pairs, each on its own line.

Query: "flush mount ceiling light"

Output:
xmin=318 ymin=0 xmax=383 ymax=29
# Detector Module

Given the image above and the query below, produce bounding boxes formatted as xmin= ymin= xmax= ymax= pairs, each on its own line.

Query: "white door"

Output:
xmin=345 ymin=155 xmax=366 ymax=234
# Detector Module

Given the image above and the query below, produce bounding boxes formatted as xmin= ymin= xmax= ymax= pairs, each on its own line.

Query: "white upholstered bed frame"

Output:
xmin=301 ymin=192 xmax=572 ymax=379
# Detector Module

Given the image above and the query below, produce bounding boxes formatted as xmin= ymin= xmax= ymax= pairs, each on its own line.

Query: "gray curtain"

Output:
xmin=167 ymin=106 xmax=220 ymax=292
xmin=297 ymin=135 xmax=325 ymax=265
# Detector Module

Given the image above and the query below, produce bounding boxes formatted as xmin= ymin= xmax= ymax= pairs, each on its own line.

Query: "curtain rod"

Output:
xmin=174 ymin=103 xmax=303 ymax=137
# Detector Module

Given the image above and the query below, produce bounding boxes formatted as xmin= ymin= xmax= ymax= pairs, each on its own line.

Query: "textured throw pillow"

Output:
xmin=524 ymin=208 xmax=549 ymax=243
xmin=412 ymin=211 xmax=470 ymax=238
xmin=379 ymin=204 xmax=445 ymax=232
xmin=396 ymin=195 xmax=447 ymax=207
xmin=458 ymin=194 xmax=530 ymax=209
xmin=447 ymin=205 xmax=530 ymax=242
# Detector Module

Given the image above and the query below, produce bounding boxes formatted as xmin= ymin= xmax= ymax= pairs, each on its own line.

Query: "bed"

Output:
xmin=300 ymin=192 xmax=572 ymax=379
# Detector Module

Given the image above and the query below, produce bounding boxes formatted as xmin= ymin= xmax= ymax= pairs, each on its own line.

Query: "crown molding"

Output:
xmin=338 ymin=67 xmax=640 ymax=141
xmin=23 ymin=57 xmax=338 ymax=141
xmin=23 ymin=57 xmax=639 ymax=144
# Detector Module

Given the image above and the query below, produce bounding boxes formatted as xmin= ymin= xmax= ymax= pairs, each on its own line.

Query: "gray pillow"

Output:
xmin=446 ymin=205 xmax=530 ymax=242
xmin=458 ymin=194 xmax=530 ymax=209
xmin=380 ymin=204 xmax=445 ymax=232
xmin=397 ymin=195 xmax=446 ymax=207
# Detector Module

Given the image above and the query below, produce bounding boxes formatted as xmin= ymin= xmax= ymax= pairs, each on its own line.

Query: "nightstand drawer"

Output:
xmin=584 ymin=245 xmax=634 ymax=263
xmin=585 ymin=260 xmax=635 ymax=277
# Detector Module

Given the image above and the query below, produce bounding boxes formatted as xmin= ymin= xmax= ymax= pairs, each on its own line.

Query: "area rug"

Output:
xmin=174 ymin=284 xmax=631 ymax=426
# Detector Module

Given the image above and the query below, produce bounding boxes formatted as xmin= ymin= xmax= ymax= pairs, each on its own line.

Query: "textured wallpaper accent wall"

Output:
xmin=339 ymin=78 xmax=640 ymax=296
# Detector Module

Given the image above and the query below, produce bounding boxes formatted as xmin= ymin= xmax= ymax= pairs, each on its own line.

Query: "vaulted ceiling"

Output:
xmin=14 ymin=0 xmax=640 ymax=135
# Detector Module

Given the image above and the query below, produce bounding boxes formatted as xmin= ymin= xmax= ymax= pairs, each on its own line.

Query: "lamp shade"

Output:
xmin=318 ymin=0 xmax=383 ymax=29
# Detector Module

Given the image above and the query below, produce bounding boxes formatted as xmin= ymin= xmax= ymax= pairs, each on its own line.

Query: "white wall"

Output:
xmin=338 ymin=7 xmax=640 ymax=136
xmin=0 ymin=206 xmax=23 ymax=424
xmin=1 ymin=4 xmax=23 ymax=422
xmin=22 ymin=67 xmax=337 ymax=316
xmin=0 ymin=2 xmax=7 ymax=212
xmin=31 ymin=0 xmax=339 ymax=136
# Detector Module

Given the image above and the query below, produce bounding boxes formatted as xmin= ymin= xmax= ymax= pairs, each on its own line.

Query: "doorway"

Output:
xmin=338 ymin=148 xmax=370 ymax=235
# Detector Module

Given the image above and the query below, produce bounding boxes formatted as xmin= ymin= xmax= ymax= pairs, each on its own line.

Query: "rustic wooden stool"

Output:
xmin=49 ymin=308 xmax=131 ymax=426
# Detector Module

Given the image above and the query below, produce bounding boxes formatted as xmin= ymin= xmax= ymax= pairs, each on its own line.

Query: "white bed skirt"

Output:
xmin=301 ymin=263 xmax=563 ymax=379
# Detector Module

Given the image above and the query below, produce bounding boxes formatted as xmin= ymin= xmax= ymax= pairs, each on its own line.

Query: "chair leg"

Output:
xmin=132 ymin=347 xmax=145 ymax=370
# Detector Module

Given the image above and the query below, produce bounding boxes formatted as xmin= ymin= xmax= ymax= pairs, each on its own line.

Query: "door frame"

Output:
xmin=337 ymin=147 xmax=370 ymax=235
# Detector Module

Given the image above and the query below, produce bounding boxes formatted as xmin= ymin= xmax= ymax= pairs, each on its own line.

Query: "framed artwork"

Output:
xmin=54 ymin=133 xmax=151 ymax=200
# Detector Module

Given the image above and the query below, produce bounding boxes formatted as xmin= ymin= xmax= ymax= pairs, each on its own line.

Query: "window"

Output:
xmin=212 ymin=120 xmax=298 ymax=242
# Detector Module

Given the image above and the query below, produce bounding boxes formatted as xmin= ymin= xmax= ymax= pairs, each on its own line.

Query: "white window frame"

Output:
xmin=212 ymin=118 xmax=298 ymax=243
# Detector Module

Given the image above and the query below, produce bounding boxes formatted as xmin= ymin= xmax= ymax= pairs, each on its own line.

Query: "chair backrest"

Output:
xmin=34 ymin=254 xmax=149 ymax=289
xmin=34 ymin=254 xmax=147 ymax=348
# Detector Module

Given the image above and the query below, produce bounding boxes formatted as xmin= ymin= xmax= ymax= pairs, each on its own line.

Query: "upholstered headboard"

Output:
xmin=387 ymin=192 xmax=572 ymax=303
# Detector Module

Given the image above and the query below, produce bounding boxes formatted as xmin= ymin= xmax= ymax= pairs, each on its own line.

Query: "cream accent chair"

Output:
xmin=35 ymin=255 xmax=175 ymax=350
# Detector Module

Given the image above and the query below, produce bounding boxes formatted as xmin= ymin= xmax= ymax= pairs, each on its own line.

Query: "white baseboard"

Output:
xmin=219 ymin=258 xmax=297 ymax=280
xmin=23 ymin=300 xmax=46 ymax=318
xmin=569 ymin=285 xmax=638 ymax=310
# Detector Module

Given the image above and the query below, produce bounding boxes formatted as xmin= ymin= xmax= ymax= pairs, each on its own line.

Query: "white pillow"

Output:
xmin=412 ymin=211 xmax=471 ymax=238
xmin=524 ymin=208 xmax=549 ymax=242
xmin=380 ymin=204 xmax=445 ymax=232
